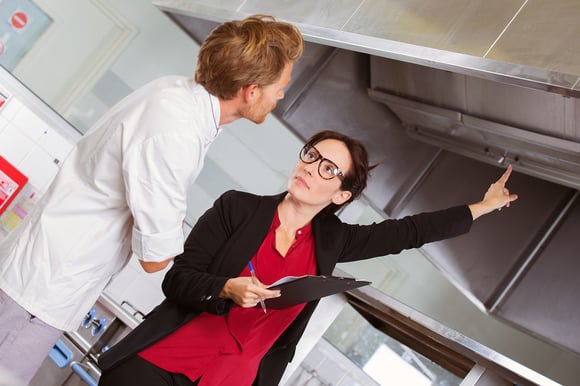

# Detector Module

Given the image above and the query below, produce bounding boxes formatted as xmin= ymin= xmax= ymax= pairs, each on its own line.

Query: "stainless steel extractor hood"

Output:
xmin=153 ymin=1 xmax=580 ymax=384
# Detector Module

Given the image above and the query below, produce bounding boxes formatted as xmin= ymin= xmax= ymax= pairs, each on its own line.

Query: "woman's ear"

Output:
xmin=332 ymin=190 xmax=352 ymax=205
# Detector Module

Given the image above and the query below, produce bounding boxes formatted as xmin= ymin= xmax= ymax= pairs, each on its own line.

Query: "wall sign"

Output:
xmin=0 ymin=155 xmax=28 ymax=216
xmin=0 ymin=0 xmax=52 ymax=70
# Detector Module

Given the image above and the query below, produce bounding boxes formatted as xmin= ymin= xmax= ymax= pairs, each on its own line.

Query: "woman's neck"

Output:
xmin=277 ymin=195 xmax=320 ymax=232
xmin=274 ymin=197 xmax=317 ymax=257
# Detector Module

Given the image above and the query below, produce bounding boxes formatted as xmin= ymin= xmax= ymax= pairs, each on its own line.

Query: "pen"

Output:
xmin=248 ymin=261 xmax=267 ymax=314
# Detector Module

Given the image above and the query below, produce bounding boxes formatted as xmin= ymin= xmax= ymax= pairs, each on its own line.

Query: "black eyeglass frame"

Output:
xmin=299 ymin=144 xmax=344 ymax=181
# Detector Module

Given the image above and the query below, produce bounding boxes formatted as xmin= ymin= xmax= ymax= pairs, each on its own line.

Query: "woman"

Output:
xmin=98 ymin=131 xmax=517 ymax=385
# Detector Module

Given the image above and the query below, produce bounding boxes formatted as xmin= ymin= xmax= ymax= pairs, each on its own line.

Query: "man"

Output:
xmin=0 ymin=14 xmax=303 ymax=384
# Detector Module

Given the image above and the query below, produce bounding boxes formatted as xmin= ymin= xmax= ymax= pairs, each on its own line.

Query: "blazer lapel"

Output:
xmin=215 ymin=193 xmax=285 ymax=276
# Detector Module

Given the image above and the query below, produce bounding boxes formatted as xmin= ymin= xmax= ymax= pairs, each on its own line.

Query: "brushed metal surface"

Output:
xmin=496 ymin=195 xmax=580 ymax=354
xmin=369 ymin=56 xmax=580 ymax=142
xmin=344 ymin=0 xmax=524 ymax=57
xmin=154 ymin=0 xmax=580 ymax=95
xmin=397 ymin=153 xmax=574 ymax=308
xmin=487 ymin=0 xmax=580 ymax=79
xmin=242 ymin=0 xmax=362 ymax=29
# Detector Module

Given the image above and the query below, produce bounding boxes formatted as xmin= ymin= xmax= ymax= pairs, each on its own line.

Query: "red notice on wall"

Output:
xmin=0 ymin=156 xmax=28 ymax=216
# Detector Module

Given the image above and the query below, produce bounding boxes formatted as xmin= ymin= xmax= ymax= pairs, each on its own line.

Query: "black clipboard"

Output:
xmin=264 ymin=275 xmax=371 ymax=309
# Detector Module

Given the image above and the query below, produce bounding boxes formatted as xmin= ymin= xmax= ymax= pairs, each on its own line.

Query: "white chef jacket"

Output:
xmin=0 ymin=77 xmax=221 ymax=331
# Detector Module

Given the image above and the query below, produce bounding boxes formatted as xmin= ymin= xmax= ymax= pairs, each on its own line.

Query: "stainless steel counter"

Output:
xmin=98 ymin=293 xmax=143 ymax=330
xmin=30 ymin=295 xmax=140 ymax=386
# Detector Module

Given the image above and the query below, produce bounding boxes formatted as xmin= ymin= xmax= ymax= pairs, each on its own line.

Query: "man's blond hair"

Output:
xmin=195 ymin=14 xmax=304 ymax=100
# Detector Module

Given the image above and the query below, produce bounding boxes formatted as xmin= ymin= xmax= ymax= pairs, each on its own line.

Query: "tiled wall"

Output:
xmin=0 ymin=77 xmax=76 ymax=240
xmin=0 ymin=95 xmax=73 ymax=190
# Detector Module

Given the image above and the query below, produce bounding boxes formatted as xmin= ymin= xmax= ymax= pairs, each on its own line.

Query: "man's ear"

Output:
xmin=242 ymin=84 xmax=259 ymax=102
xmin=332 ymin=190 xmax=352 ymax=206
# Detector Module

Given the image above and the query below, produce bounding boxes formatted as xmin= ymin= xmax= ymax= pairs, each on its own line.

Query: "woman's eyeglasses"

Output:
xmin=299 ymin=145 xmax=344 ymax=181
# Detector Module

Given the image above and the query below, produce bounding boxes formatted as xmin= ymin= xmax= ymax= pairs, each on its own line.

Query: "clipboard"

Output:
xmin=265 ymin=275 xmax=371 ymax=309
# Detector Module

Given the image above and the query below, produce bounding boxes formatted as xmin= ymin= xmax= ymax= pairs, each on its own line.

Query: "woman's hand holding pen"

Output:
xmin=469 ymin=165 xmax=519 ymax=220
xmin=219 ymin=276 xmax=281 ymax=308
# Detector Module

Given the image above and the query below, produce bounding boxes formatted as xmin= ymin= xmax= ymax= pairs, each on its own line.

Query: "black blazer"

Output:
xmin=99 ymin=190 xmax=472 ymax=384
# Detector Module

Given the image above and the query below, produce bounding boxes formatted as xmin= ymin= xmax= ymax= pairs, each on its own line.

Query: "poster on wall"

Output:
xmin=1 ymin=183 xmax=37 ymax=232
xmin=0 ymin=155 xmax=28 ymax=216
xmin=0 ymin=0 xmax=52 ymax=71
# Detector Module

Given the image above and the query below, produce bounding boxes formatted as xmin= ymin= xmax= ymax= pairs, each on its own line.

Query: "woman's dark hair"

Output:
xmin=305 ymin=130 xmax=376 ymax=213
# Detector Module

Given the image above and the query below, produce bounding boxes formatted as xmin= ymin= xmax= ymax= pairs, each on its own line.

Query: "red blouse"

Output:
xmin=138 ymin=210 xmax=317 ymax=385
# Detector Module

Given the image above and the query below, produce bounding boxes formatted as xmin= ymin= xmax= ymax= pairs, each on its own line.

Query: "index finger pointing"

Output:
xmin=498 ymin=164 xmax=513 ymax=185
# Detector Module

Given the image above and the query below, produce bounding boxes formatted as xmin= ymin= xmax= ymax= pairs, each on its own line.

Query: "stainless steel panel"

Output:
xmin=188 ymin=0 xmax=245 ymax=10
xmin=344 ymin=0 xmax=524 ymax=57
xmin=574 ymin=97 xmax=580 ymax=139
xmin=370 ymin=89 xmax=580 ymax=190
xmin=241 ymin=0 xmax=363 ymax=30
xmin=370 ymin=56 xmax=579 ymax=142
xmin=154 ymin=0 xmax=246 ymax=40
xmin=275 ymin=42 xmax=344 ymax=115
xmin=154 ymin=0 xmax=580 ymax=95
xmin=370 ymin=56 xmax=469 ymax=111
xmin=464 ymin=76 xmax=573 ymax=140
xmin=162 ymin=11 xmax=217 ymax=45
xmin=496 ymin=195 xmax=580 ymax=354
xmin=368 ymin=56 xmax=580 ymax=190
xmin=397 ymin=152 xmax=574 ymax=308
xmin=488 ymin=0 xmax=580 ymax=78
